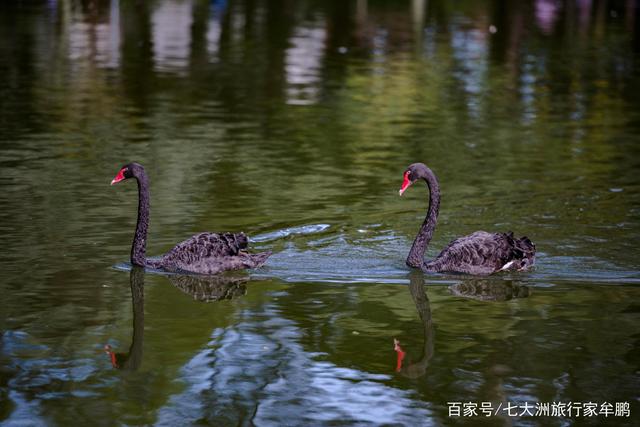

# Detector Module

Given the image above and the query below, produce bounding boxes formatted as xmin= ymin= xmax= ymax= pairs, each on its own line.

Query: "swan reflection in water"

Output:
xmin=104 ymin=267 xmax=145 ymax=370
xmin=448 ymin=280 xmax=530 ymax=301
xmin=394 ymin=272 xmax=434 ymax=379
xmin=167 ymin=272 xmax=248 ymax=302
xmin=104 ymin=267 xmax=248 ymax=370
xmin=393 ymin=275 xmax=531 ymax=377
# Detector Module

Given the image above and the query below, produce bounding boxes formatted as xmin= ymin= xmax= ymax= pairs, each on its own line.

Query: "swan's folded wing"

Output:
xmin=161 ymin=232 xmax=249 ymax=270
xmin=430 ymin=231 xmax=516 ymax=275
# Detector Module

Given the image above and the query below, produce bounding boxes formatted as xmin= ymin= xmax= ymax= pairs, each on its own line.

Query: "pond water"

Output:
xmin=1 ymin=0 xmax=639 ymax=425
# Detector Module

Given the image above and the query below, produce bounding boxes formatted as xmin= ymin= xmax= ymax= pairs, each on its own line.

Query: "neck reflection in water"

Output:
xmin=104 ymin=266 xmax=145 ymax=371
xmin=394 ymin=272 xmax=435 ymax=379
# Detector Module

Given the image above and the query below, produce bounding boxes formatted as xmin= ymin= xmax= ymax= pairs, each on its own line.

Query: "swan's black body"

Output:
xmin=112 ymin=162 xmax=271 ymax=274
xmin=400 ymin=163 xmax=535 ymax=275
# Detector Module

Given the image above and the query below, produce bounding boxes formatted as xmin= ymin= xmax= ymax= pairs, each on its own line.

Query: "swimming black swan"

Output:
xmin=111 ymin=162 xmax=271 ymax=274
xmin=399 ymin=162 xmax=535 ymax=275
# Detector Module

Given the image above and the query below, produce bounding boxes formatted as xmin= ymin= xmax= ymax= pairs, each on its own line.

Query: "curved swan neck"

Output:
xmin=406 ymin=167 xmax=440 ymax=268
xmin=131 ymin=171 xmax=150 ymax=267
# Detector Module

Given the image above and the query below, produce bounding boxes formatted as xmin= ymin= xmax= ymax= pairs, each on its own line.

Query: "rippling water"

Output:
xmin=1 ymin=0 xmax=639 ymax=425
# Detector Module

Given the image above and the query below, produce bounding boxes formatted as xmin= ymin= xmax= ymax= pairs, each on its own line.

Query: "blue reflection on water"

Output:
xmin=157 ymin=304 xmax=433 ymax=426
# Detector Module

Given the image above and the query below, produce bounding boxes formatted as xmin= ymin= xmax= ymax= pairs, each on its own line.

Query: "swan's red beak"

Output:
xmin=111 ymin=168 xmax=126 ymax=185
xmin=399 ymin=171 xmax=412 ymax=196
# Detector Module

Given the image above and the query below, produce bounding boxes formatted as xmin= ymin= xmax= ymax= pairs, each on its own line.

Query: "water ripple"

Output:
xmin=251 ymin=223 xmax=331 ymax=242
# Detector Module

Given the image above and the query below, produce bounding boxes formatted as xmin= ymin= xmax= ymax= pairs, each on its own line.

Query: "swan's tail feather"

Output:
xmin=516 ymin=236 xmax=535 ymax=254
xmin=513 ymin=235 xmax=536 ymax=271
xmin=243 ymin=251 xmax=272 ymax=269
xmin=225 ymin=232 xmax=249 ymax=252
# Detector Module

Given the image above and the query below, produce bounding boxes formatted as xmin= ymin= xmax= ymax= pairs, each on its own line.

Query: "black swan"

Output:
xmin=399 ymin=162 xmax=535 ymax=275
xmin=111 ymin=162 xmax=271 ymax=274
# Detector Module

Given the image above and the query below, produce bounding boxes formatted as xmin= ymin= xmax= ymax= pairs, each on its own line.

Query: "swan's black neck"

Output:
xmin=406 ymin=166 xmax=440 ymax=268
xmin=131 ymin=172 xmax=150 ymax=267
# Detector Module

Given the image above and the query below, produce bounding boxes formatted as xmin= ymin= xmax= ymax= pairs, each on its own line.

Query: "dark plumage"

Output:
xmin=111 ymin=162 xmax=271 ymax=274
xmin=399 ymin=162 xmax=535 ymax=275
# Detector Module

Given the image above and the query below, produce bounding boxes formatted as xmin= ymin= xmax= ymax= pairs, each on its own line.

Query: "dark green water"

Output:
xmin=1 ymin=0 xmax=640 ymax=425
